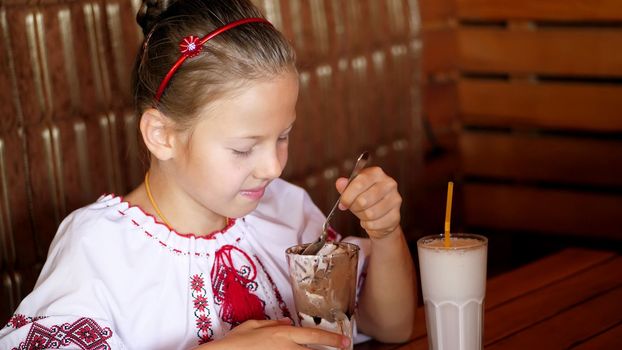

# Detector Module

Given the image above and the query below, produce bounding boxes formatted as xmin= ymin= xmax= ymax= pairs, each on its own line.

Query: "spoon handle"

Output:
xmin=322 ymin=151 xmax=370 ymax=234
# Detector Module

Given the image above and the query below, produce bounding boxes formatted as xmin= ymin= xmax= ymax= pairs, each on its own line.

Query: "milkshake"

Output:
xmin=286 ymin=242 xmax=359 ymax=350
xmin=417 ymin=234 xmax=487 ymax=350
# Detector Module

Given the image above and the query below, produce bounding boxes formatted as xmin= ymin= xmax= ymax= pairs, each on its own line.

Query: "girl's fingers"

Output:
xmin=335 ymin=177 xmax=349 ymax=193
xmin=286 ymin=327 xmax=350 ymax=349
xmin=361 ymin=207 xmax=401 ymax=235
xmin=354 ymin=192 xmax=401 ymax=221
xmin=235 ymin=318 xmax=293 ymax=331
xmin=338 ymin=176 xmax=375 ymax=210
xmin=334 ymin=166 xmax=402 ymax=236
xmin=337 ymin=167 xmax=390 ymax=210
xmin=348 ymin=180 xmax=399 ymax=215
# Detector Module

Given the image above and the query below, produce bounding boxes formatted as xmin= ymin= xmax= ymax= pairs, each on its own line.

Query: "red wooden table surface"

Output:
xmin=355 ymin=248 xmax=622 ymax=349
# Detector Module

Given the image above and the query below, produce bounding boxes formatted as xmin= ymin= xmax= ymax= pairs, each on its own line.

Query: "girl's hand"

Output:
xmin=197 ymin=318 xmax=350 ymax=349
xmin=336 ymin=166 xmax=402 ymax=240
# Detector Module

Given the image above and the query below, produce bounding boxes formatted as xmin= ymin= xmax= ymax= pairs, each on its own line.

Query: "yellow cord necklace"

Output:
xmin=144 ymin=172 xmax=172 ymax=228
xmin=144 ymin=172 xmax=231 ymax=232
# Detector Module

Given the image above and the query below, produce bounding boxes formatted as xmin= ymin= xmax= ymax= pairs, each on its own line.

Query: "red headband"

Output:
xmin=154 ymin=17 xmax=271 ymax=102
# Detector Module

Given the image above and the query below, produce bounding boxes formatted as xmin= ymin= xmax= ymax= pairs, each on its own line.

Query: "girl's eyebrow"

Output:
xmin=230 ymin=135 xmax=262 ymax=140
xmin=229 ymin=122 xmax=295 ymax=140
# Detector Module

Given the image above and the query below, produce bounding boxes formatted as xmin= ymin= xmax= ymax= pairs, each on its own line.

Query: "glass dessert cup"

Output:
xmin=286 ymin=242 xmax=359 ymax=350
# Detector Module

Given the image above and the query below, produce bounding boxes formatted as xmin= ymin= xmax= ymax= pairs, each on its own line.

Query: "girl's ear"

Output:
xmin=140 ymin=108 xmax=176 ymax=161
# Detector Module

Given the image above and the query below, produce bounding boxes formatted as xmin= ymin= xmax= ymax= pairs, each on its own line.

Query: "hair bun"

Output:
xmin=137 ymin=0 xmax=175 ymax=36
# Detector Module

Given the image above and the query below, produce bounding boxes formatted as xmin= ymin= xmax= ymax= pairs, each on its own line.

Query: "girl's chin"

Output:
xmin=226 ymin=201 xmax=261 ymax=218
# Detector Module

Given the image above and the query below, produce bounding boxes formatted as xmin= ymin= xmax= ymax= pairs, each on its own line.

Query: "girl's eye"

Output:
xmin=232 ymin=149 xmax=253 ymax=157
xmin=278 ymin=134 xmax=290 ymax=142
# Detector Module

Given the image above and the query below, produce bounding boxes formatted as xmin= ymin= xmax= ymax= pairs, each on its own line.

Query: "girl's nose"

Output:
xmin=255 ymin=149 xmax=283 ymax=180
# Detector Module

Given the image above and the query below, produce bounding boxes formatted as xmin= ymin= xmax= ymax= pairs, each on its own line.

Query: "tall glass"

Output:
xmin=417 ymin=234 xmax=488 ymax=350
xmin=286 ymin=242 xmax=359 ymax=350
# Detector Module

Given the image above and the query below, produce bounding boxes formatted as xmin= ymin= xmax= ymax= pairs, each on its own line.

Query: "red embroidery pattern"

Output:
xmin=11 ymin=317 xmax=112 ymax=350
xmin=5 ymin=314 xmax=47 ymax=329
xmin=211 ymin=245 xmax=266 ymax=326
xmin=255 ymin=257 xmax=291 ymax=320
xmin=190 ymin=274 xmax=214 ymax=344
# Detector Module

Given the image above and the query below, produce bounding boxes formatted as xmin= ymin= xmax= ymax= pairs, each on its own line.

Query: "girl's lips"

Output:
xmin=240 ymin=187 xmax=266 ymax=200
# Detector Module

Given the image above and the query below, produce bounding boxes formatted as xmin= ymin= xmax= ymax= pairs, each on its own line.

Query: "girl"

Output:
xmin=0 ymin=0 xmax=415 ymax=348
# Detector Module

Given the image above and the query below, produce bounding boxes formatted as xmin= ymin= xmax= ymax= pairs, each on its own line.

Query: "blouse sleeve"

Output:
xmin=0 ymin=210 xmax=126 ymax=349
xmin=0 ymin=315 xmax=125 ymax=349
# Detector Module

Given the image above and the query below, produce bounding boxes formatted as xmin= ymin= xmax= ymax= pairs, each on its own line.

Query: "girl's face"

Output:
xmin=170 ymin=70 xmax=299 ymax=220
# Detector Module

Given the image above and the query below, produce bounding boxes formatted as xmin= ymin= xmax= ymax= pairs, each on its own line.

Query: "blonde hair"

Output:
xmin=133 ymin=0 xmax=296 ymax=129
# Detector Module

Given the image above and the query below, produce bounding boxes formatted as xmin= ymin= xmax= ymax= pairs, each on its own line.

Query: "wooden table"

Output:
xmin=355 ymin=248 xmax=622 ymax=349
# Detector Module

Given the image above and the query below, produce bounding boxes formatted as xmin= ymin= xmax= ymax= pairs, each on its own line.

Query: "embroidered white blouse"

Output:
xmin=0 ymin=179 xmax=370 ymax=349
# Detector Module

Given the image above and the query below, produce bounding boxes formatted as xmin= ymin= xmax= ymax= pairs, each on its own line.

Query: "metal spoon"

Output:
xmin=301 ymin=151 xmax=370 ymax=255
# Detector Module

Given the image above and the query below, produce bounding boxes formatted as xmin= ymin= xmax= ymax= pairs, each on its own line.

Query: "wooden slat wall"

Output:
xmin=458 ymin=28 xmax=622 ymax=76
xmin=0 ymin=0 xmax=423 ymax=321
xmin=464 ymin=184 xmax=622 ymax=238
xmin=412 ymin=0 xmax=462 ymax=236
xmin=420 ymin=0 xmax=457 ymax=132
xmin=456 ymin=0 xmax=622 ymax=21
xmin=456 ymin=0 xmax=622 ymax=240
xmin=461 ymin=132 xmax=622 ymax=188
xmin=459 ymin=80 xmax=622 ymax=132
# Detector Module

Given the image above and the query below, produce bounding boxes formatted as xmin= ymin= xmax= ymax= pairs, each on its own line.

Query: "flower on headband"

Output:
xmin=179 ymin=35 xmax=203 ymax=57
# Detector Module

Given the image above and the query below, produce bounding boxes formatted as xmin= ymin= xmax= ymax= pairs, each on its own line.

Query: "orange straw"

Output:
xmin=444 ymin=181 xmax=454 ymax=247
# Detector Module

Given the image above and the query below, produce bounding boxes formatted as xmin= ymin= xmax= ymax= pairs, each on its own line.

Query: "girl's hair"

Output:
xmin=133 ymin=0 xmax=296 ymax=129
